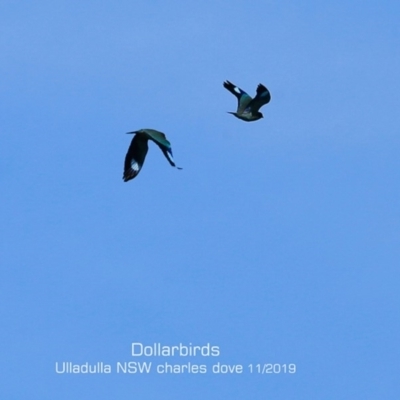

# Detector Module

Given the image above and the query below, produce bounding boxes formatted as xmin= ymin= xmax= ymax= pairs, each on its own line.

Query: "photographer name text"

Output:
xmin=55 ymin=342 xmax=296 ymax=375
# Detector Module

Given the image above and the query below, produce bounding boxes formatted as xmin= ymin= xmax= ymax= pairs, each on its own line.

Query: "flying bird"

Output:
xmin=123 ymin=129 xmax=182 ymax=182
xmin=223 ymin=80 xmax=271 ymax=122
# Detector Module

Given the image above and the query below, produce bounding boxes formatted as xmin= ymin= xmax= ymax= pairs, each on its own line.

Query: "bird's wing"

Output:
xmin=142 ymin=129 xmax=171 ymax=148
xmin=223 ymin=80 xmax=253 ymax=114
xmin=246 ymin=83 xmax=271 ymax=113
xmin=123 ymin=134 xmax=149 ymax=181
xmin=141 ymin=129 xmax=181 ymax=168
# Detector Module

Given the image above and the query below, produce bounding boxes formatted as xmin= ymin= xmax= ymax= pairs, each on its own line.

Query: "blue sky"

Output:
xmin=1 ymin=1 xmax=400 ymax=398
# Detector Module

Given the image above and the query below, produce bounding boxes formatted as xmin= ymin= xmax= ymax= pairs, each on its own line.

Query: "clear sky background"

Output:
xmin=1 ymin=1 xmax=400 ymax=398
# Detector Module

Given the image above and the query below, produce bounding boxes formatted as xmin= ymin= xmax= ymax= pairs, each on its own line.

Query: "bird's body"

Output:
xmin=223 ymin=80 xmax=271 ymax=122
xmin=123 ymin=129 xmax=181 ymax=182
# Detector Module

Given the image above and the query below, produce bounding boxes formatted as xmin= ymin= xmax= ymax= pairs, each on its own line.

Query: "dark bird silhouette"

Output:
xmin=223 ymin=80 xmax=271 ymax=122
xmin=123 ymin=129 xmax=182 ymax=182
